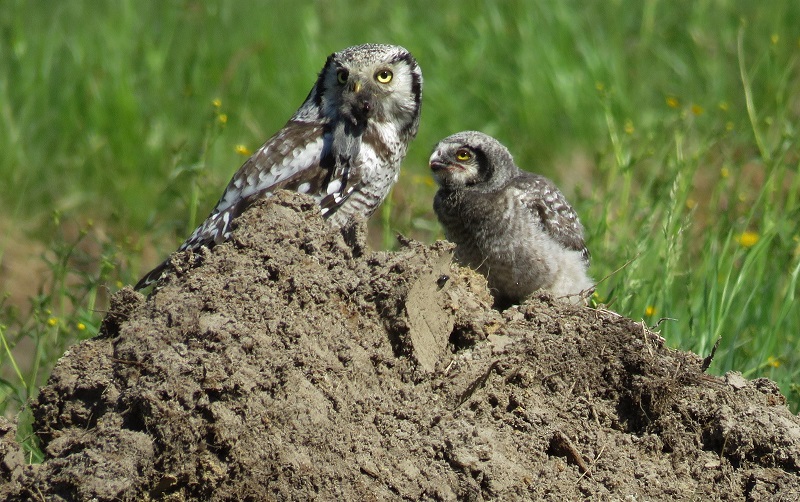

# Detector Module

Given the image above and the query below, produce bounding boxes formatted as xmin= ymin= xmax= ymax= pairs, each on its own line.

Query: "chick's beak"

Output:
xmin=429 ymin=152 xmax=448 ymax=172
xmin=430 ymin=160 xmax=448 ymax=172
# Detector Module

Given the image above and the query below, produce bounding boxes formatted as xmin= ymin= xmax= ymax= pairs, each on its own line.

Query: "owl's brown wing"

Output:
xmin=180 ymin=120 xmax=332 ymax=251
xmin=513 ymin=173 xmax=590 ymax=262
xmin=134 ymin=119 xmax=333 ymax=290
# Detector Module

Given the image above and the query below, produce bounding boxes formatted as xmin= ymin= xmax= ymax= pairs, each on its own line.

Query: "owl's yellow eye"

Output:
xmin=455 ymin=149 xmax=472 ymax=162
xmin=375 ymin=69 xmax=393 ymax=84
xmin=336 ymin=70 xmax=348 ymax=84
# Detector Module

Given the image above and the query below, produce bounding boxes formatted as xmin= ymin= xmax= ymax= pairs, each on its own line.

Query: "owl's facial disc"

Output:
xmin=333 ymin=66 xmax=378 ymax=127
xmin=430 ymin=147 xmax=479 ymax=187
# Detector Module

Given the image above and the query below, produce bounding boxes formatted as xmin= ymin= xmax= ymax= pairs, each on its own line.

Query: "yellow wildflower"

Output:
xmin=624 ymin=120 xmax=634 ymax=135
xmin=771 ymin=34 xmax=779 ymax=45
xmin=47 ymin=317 xmax=58 ymax=327
xmin=212 ymin=98 xmax=222 ymax=108
xmin=77 ymin=323 xmax=86 ymax=331
xmin=645 ymin=306 xmax=656 ymax=317
xmin=686 ymin=198 xmax=697 ymax=210
xmin=218 ymin=114 xmax=228 ymax=125
xmin=691 ymin=104 xmax=704 ymax=116
xmin=735 ymin=231 xmax=759 ymax=248
xmin=235 ymin=145 xmax=252 ymax=156
xmin=720 ymin=167 xmax=729 ymax=179
xmin=718 ymin=101 xmax=729 ymax=111
xmin=767 ymin=356 xmax=781 ymax=368
xmin=666 ymin=96 xmax=679 ymax=109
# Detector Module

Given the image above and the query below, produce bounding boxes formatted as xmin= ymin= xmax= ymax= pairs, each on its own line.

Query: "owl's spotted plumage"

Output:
xmin=430 ymin=131 xmax=593 ymax=306
xmin=136 ymin=44 xmax=423 ymax=290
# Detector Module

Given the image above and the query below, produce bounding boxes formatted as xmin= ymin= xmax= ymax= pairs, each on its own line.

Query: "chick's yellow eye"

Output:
xmin=375 ymin=69 xmax=393 ymax=84
xmin=336 ymin=70 xmax=348 ymax=84
xmin=455 ymin=149 xmax=472 ymax=161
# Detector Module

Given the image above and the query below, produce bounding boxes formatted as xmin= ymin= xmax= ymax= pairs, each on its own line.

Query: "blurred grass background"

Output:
xmin=1 ymin=0 xmax=799 ymax=444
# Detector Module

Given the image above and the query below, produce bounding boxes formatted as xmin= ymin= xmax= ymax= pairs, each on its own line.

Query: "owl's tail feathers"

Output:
xmin=134 ymin=258 xmax=170 ymax=291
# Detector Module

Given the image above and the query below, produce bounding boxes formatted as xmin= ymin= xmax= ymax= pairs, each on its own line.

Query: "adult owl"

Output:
xmin=136 ymin=44 xmax=423 ymax=290
xmin=430 ymin=131 xmax=593 ymax=306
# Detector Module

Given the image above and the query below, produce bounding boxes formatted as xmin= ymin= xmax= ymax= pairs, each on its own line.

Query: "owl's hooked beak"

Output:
xmin=429 ymin=151 xmax=459 ymax=173
xmin=430 ymin=155 xmax=456 ymax=188
xmin=429 ymin=160 xmax=450 ymax=172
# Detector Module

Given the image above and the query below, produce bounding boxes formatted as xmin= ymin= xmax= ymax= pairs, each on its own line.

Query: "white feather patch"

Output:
xmin=326 ymin=179 xmax=342 ymax=195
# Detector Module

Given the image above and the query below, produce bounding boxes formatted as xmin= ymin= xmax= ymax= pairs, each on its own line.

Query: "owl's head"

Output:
xmin=300 ymin=44 xmax=422 ymax=137
xmin=429 ymin=131 xmax=517 ymax=190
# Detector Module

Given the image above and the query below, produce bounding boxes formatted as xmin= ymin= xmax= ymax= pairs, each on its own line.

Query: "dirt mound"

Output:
xmin=2 ymin=191 xmax=800 ymax=500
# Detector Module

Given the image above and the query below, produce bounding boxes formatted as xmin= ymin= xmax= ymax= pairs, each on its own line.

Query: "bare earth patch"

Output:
xmin=2 ymin=191 xmax=799 ymax=500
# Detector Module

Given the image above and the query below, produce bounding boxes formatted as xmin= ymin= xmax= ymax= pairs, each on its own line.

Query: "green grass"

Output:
xmin=1 ymin=0 xmax=799 ymax=444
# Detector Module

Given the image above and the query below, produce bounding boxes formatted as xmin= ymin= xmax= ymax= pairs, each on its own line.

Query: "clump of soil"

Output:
xmin=2 ymin=191 xmax=799 ymax=500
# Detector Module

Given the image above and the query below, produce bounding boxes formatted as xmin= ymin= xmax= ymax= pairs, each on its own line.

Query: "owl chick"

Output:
xmin=136 ymin=44 xmax=423 ymax=290
xmin=430 ymin=131 xmax=593 ymax=306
